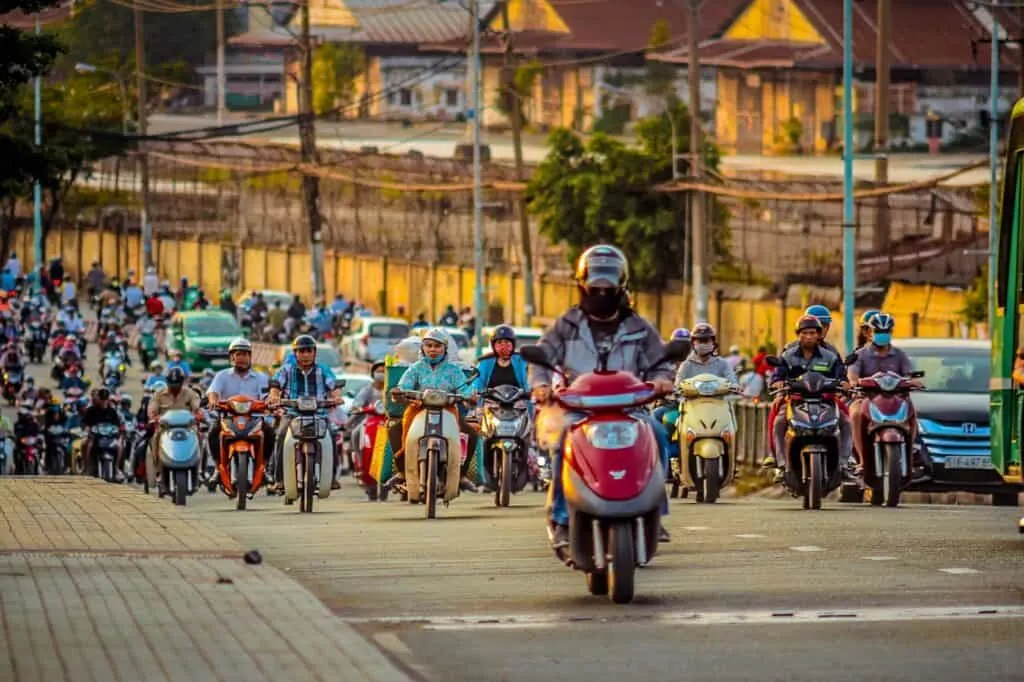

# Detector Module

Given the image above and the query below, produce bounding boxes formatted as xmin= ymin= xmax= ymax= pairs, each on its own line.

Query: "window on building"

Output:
xmin=400 ymin=88 xmax=412 ymax=106
xmin=445 ymin=88 xmax=459 ymax=107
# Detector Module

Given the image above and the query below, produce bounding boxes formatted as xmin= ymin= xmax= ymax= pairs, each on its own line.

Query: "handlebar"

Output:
xmin=391 ymin=388 xmax=477 ymax=407
xmin=279 ymin=398 xmax=340 ymax=410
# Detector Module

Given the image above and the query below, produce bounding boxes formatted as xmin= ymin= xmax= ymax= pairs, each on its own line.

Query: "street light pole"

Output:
xmin=989 ymin=1 xmax=1000 ymax=332
xmin=33 ymin=16 xmax=43 ymax=282
xmin=687 ymin=0 xmax=707 ymax=323
xmin=298 ymin=0 xmax=326 ymax=302
xmin=134 ymin=1 xmax=153 ymax=271
xmin=841 ymin=0 xmax=856 ymax=352
xmin=471 ymin=0 xmax=485 ymax=354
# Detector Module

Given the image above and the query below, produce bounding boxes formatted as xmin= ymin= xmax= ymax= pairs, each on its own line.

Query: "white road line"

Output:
xmin=683 ymin=526 xmax=710 ymax=531
xmin=938 ymin=568 xmax=982 ymax=575
xmin=344 ymin=605 xmax=1024 ymax=631
xmin=734 ymin=534 xmax=766 ymax=539
xmin=790 ymin=545 xmax=825 ymax=552
xmin=862 ymin=556 xmax=898 ymax=561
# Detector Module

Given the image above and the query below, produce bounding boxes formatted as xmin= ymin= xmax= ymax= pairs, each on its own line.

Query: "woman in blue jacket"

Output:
xmin=474 ymin=325 xmax=529 ymax=393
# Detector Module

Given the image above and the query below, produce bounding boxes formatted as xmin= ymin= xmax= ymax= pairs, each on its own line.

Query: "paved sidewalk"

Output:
xmin=0 ymin=478 xmax=410 ymax=682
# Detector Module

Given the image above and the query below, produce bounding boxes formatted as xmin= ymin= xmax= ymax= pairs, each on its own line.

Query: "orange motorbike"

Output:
xmin=215 ymin=394 xmax=268 ymax=510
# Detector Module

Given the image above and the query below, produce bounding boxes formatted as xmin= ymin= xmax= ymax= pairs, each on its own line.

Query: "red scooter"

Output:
xmin=354 ymin=401 xmax=388 ymax=501
xmin=520 ymin=338 xmax=689 ymax=604
xmin=854 ymin=369 xmax=924 ymax=508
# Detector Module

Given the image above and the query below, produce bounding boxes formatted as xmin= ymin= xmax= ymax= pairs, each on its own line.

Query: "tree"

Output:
xmin=311 ymin=43 xmax=365 ymax=117
xmin=960 ymin=265 xmax=988 ymax=326
xmin=0 ymin=0 xmax=65 ymax=255
xmin=528 ymin=102 xmax=731 ymax=291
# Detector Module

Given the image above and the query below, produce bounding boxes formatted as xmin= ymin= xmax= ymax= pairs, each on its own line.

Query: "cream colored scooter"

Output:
xmin=281 ymin=397 xmax=339 ymax=512
xmin=677 ymin=373 xmax=739 ymax=503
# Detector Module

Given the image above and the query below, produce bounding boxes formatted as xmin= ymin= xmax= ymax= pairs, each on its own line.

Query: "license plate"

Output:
xmin=211 ymin=358 xmax=229 ymax=367
xmin=944 ymin=456 xmax=993 ymax=470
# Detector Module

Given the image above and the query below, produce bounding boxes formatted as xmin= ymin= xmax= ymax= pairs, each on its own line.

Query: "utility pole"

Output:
xmin=134 ymin=0 xmax=153 ymax=270
xmin=841 ymin=0 xmax=856 ymax=352
xmin=299 ymin=0 xmax=326 ymax=301
xmin=471 ymin=0 xmax=485 ymax=354
xmin=872 ymin=0 xmax=890 ymax=254
xmin=32 ymin=17 xmax=42 ymax=281
xmin=499 ymin=0 xmax=535 ymax=326
xmin=989 ymin=1 xmax=1000 ymax=330
xmin=216 ymin=0 xmax=226 ymax=124
xmin=687 ymin=0 xmax=707 ymax=323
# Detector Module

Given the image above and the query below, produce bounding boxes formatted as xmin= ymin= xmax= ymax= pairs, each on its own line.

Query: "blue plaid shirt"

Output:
xmin=271 ymin=363 xmax=337 ymax=399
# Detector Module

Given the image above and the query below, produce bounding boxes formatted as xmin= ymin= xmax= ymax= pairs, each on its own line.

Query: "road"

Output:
xmin=148 ymin=114 xmax=990 ymax=185
xmin=20 ymin=343 xmax=1024 ymax=682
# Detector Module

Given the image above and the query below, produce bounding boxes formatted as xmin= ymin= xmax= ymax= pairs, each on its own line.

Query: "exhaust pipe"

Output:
xmin=635 ymin=516 xmax=648 ymax=566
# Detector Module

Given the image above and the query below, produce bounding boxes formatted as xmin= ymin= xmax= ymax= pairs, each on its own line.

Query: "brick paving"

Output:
xmin=0 ymin=478 xmax=410 ymax=682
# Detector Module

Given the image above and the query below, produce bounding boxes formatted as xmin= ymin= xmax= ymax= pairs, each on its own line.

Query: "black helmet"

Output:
xmin=291 ymin=334 xmax=317 ymax=351
xmin=166 ymin=367 xmax=186 ymax=388
xmin=795 ymin=315 xmax=823 ymax=333
xmin=96 ymin=387 xmax=110 ymax=401
xmin=691 ymin=322 xmax=716 ymax=341
xmin=490 ymin=324 xmax=516 ymax=348
xmin=575 ymin=244 xmax=629 ymax=290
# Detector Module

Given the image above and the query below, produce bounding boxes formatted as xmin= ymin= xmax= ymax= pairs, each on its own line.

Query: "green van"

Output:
xmin=166 ymin=310 xmax=244 ymax=372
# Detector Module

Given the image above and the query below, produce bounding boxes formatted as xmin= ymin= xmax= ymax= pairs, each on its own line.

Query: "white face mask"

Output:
xmin=694 ymin=342 xmax=714 ymax=356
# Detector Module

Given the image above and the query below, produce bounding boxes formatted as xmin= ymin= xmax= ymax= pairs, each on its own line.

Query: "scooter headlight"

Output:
xmin=876 ymin=374 xmax=901 ymax=392
xmin=582 ymin=421 xmax=638 ymax=449
xmin=693 ymin=379 xmax=723 ymax=396
xmin=229 ymin=399 xmax=251 ymax=415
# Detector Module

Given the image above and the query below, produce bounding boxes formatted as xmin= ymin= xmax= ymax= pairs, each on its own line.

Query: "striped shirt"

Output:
xmin=271 ymin=363 xmax=337 ymax=400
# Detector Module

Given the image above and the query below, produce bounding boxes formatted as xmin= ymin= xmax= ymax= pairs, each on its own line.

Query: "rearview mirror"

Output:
xmin=910 ymin=370 xmax=925 ymax=379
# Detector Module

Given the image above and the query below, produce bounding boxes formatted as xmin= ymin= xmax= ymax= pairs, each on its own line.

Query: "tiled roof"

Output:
xmin=655 ymin=0 xmax=1017 ymax=71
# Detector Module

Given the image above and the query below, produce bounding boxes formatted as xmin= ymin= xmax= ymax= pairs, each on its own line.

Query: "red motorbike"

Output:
xmin=854 ymin=369 xmax=925 ymax=508
xmin=520 ymin=339 xmax=689 ymax=604
xmin=353 ymin=401 xmax=387 ymax=500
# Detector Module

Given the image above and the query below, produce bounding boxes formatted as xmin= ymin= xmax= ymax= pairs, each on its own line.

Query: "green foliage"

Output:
xmin=960 ymin=265 xmax=988 ymax=325
xmin=527 ymin=100 xmax=730 ymax=290
xmin=592 ymin=100 xmax=630 ymax=135
xmin=56 ymin=0 xmax=239 ymax=80
xmin=311 ymin=43 xmax=365 ymax=117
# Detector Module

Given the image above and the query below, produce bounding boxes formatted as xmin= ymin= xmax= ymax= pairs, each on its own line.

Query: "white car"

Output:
xmin=340 ymin=316 xmax=411 ymax=364
xmin=458 ymin=326 xmax=546 ymax=365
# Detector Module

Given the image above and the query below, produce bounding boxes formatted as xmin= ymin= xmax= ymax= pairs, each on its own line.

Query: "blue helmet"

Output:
xmin=671 ymin=327 xmax=691 ymax=341
xmin=804 ymin=304 xmax=832 ymax=326
xmin=859 ymin=309 xmax=880 ymax=327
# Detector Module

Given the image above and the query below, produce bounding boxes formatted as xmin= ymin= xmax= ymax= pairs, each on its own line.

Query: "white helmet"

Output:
xmin=393 ymin=336 xmax=422 ymax=364
xmin=228 ymin=337 xmax=252 ymax=354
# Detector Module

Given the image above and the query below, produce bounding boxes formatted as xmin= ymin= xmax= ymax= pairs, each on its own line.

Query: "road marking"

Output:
xmin=734 ymin=534 xmax=766 ymax=539
xmin=373 ymin=632 xmax=441 ymax=682
xmin=862 ymin=556 xmax=898 ymax=561
xmin=790 ymin=545 xmax=825 ymax=552
xmin=683 ymin=526 xmax=710 ymax=531
xmin=345 ymin=605 xmax=1024 ymax=631
xmin=939 ymin=568 xmax=981 ymax=575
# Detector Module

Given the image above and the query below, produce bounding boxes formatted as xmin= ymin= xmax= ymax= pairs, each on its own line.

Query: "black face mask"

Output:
xmin=580 ymin=287 xmax=622 ymax=319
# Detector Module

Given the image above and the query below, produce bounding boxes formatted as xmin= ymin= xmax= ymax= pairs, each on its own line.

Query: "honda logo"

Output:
xmin=962 ymin=423 xmax=977 ymax=434
xmin=609 ymin=469 xmax=626 ymax=480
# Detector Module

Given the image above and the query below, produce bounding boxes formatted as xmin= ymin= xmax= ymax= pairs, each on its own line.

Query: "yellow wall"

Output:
xmin=24 ymin=227 xmax=976 ymax=351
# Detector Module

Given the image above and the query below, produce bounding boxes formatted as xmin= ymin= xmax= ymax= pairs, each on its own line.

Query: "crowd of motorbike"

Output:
xmin=0 ymin=275 xmax=931 ymax=605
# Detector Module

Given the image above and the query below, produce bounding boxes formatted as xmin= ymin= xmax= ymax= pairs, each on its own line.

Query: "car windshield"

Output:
xmin=907 ymin=349 xmax=989 ymax=394
xmin=185 ymin=317 xmax=240 ymax=337
xmin=448 ymin=332 xmax=469 ymax=349
xmin=341 ymin=376 xmax=371 ymax=398
xmin=370 ymin=323 xmax=410 ymax=339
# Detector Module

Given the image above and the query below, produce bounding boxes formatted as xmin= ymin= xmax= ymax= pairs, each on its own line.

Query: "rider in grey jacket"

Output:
xmin=528 ymin=245 xmax=677 ymax=548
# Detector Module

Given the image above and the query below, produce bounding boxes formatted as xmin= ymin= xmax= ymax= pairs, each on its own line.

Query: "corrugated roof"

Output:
xmin=1 ymin=2 xmax=72 ymax=29
xmin=343 ymin=0 xmax=480 ymax=45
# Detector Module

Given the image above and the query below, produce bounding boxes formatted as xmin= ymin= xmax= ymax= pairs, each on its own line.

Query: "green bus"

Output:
xmin=991 ymin=98 xmax=1024 ymax=489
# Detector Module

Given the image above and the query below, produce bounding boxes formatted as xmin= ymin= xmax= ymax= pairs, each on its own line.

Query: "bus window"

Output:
xmin=997 ymin=152 xmax=1021 ymax=310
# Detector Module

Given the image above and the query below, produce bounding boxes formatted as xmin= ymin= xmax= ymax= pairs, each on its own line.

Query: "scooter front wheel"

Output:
xmin=607 ymin=521 xmax=635 ymax=604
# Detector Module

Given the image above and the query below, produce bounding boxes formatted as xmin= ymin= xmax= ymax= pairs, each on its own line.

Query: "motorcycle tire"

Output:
xmin=425 ymin=450 xmax=438 ymax=519
xmin=497 ymin=450 xmax=512 ymax=508
xmin=608 ymin=521 xmax=635 ymax=604
xmin=804 ymin=452 xmax=823 ymax=510
xmin=301 ymin=450 xmax=316 ymax=513
xmin=236 ymin=453 xmax=249 ymax=511
xmin=701 ymin=458 xmax=721 ymax=504
xmin=173 ymin=470 xmax=188 ymax=506
xmin=883 ymin=442 xmax=903 ymax=508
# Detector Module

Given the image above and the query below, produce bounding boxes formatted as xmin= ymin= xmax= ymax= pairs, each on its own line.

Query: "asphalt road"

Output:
xmin=23 ymin=345 xmax=1024 ymax=682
